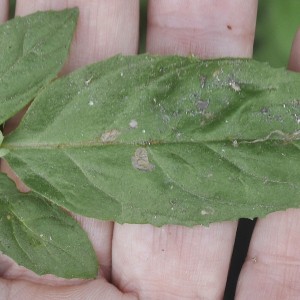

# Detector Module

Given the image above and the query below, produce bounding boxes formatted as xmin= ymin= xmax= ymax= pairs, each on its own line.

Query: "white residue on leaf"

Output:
xmin=100 ymin=129 xmax=121 ymax=142
xmin=162 ymin=115 xmax=171 ymax=123
xmin=232 ymin=140 xmax=239 ymax=147
xmin=200 ymin=75 xmax=206 ymax=88
xmin=241 ymin=129 xmax=300 ymax=144
xmin=205 ymin=173 xmax=213 ymax=178
xmin=212 ymin=70 xmax=219 ymax=78
xmin=85 ymin=76 xmax=93 ymax=86
xmin=129 ymin=119 xmax=138 ymax=129
xmin=131 ymin=148 xmax=155 ymax=171
xmin=201 ymin=206 xmax=215 ymax=216
xmin=230 ymin=81 xmax=241 ymax=92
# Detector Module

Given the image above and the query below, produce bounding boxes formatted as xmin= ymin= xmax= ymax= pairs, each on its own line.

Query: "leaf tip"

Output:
xmin=0 ymin=148 xmax=9 ymax=158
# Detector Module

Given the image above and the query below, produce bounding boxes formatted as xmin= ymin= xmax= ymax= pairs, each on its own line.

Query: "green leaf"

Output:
xmin=0 ymin=131 xmax=9 ymax=157
xmin=0 ymin=8 xmax=78 ymax=125
xmin=2 ymin=54 xmax=300 ymax=227
xmin=0 ymin=131 xmax=7 ymax=157
xmin=0 ymin=173 xmax=98 ymax=279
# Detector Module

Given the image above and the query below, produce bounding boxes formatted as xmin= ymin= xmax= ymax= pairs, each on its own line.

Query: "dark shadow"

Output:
xmin=223 ymin=218 xmax=257 ymax=300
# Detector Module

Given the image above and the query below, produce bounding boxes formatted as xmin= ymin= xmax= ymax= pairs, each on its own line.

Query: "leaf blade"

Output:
xmin=2 ymin=54 xmax=300 ymax=226
xmin=0 ymin=173 xmax=98 ymax=279
xmin=0 ymin=8 xmax=78 ymax=125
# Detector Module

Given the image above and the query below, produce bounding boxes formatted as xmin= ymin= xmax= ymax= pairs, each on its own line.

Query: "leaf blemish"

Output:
xmin=100 ymin=129 xmax=121 ymax=142
xmin=201 ymin=206 xmax=215 ymax=215
xmin=200 ymin=75 xmax=206 ymax=88
xmin=294 ymin=114 xmax=300 ymax=124
xmin=260 ymin=107 xmax=269 ymax=114
xmin=232 ymin=140 xmax=239 ymax=147
xmin=85 ymin=76 xmax=93 ymax=86
xmin=196 ymin=100 xmax=210 ymax=113
xmin=230 ymin=81 xmax=241 ymax=92
xmin=129 ymin=119 xmax=138 ymax=129
xmin=131 ymin=148 xmax=155 ymax=171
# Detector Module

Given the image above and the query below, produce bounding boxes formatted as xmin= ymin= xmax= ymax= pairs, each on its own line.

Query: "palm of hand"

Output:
xmin=1 ymin=1 xmax=300 ymax=299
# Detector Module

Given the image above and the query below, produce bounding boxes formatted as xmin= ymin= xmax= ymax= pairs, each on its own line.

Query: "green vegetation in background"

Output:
xmin=139 ymin=0 xmax=147 ymax=53
xmin=9 ymin=0 xmax=16 ymax=19
xmin=254 ymin=0 xmax=300 ymax=68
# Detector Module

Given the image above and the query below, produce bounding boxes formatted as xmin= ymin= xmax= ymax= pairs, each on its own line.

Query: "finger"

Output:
xmin=236 ymin=209 xmax=300 ymax=299
xmin=0 ymin=277 xmax=138 ymax=300
xmin=288 ymin=27 xmax=300 ymax=72
xmin=112 ymin=1 xmax=258 ymax=299
xmin=16 ymin=0 xmax=140 ymax=73
xmin=146 ymin=0 xmax=257 ymax=58
xmin=113 ymin=223 xmax=237 ymax=299
xmin=236 ymin=27 xmax=300 ymax=299
xmin=0 ymin=0 xmax=9 ymax=24
xmin=1 ymin=0 xmax=139 ymax=293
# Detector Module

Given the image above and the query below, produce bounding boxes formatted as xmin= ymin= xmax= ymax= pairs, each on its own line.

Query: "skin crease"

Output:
xmin=1 ymin=0 xmax=300 ymax=299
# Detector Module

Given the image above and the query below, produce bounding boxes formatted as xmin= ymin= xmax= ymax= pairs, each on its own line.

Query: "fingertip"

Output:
xmin=0 ymin=0 xmax=9 ymax=24
xmin=146 ymin=0 xmax=258 ymax=58
xmin=288 ymin=26 xmax=300 ymax=72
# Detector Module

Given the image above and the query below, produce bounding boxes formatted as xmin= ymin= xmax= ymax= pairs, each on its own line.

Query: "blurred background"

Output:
xmin=8 ymin=0 xmax=300 ymax=299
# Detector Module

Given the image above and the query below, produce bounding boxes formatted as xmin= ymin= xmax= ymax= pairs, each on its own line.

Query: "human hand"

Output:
xmin=1 ymin=1 xmax=300 ymax=299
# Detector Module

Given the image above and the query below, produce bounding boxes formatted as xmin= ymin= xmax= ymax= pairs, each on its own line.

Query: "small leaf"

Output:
xmin=0 ymin=173 xmax=98 ymax=279
xmin=0 ymin=131 xmax=9 ymax=157
xmin=0 ymin=8 xmax=78 ymax=125
xmin=0 ymin=148 xmax=9 ymax=157
xmin=2 ymin=54 xmax=300 ymax=227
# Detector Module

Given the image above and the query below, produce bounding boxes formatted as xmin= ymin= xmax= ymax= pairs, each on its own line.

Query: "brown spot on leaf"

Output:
xmin=131 ymin=148 xmax=155 ymax=171
xmin=200 ymin=75 xmax=206 ymax=88
xmin=196 ymin=100 xmax=210 ymax=113
xmin=100 ymin=129 xmax=121 ymax=142
xmin=260 ymin=108 xmax=269 ymax=114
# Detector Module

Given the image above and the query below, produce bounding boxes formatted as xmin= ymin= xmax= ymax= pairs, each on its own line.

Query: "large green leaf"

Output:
xmin=0 ymin=172 xmax=98 ymax=279
xmin=0 ymin=8 xmax=78 ymax=125
xmin=2 ymin=54 xmax=300 ymax=227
